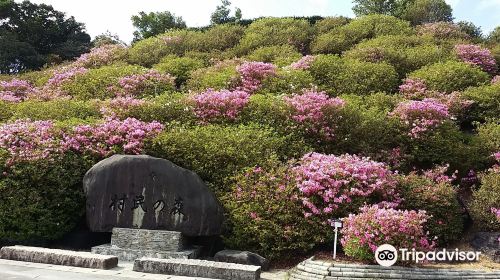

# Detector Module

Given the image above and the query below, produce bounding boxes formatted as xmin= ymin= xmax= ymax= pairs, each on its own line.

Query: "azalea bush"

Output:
xmin=284 ymin=89 xmax=345 ymax=140
xmin=397 ymin=170 xmax=464 ymax=245
xmin=391 ymin=99 xmax=451 ymax=139
xmin=455 ymin=44 xmax=498 ymax=75
xmin=153 ymin=55 xmax=205 ymax=87
xmin=108 ymin=69 xmax=175 ymax=97
xmin=341 ymin=205 xmax=434 ymax=261
xmin=74 ymin=44 xmax=127 ymax=68
xmin=245 ymin=45 xmax=302 ymax=67
xmin=223 ymin=160 xmax=332 ymax=260
xmin=291 ymin=153 xmax=400 ymax=218
xmin=0 ymin=79 xmax=34 ymax=102
xmin=191 ymin=89 xmax=250 ymax=123
xmin=463 ymin=83 xmax=500 ymax=121
xmin=470 ymin=157 xmax=500 ymax=231
xmin=408 ymin=61 xmax=489 ymax=93
xmin=416 ymin=22 xmax=469 ymax=40
xmin=237 ymin=61 xmax=277 ymax=93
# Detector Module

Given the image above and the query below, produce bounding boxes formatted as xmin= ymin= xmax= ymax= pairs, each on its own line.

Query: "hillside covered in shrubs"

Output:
xmin=1 ymin=14 xmax=500 ymax=262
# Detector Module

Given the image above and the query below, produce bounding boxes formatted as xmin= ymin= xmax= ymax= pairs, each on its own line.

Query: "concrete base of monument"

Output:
xmin=91 ymin=228 xmax=203 ymax=262
xmin=91 ymin=244 xmax=201 ymax=262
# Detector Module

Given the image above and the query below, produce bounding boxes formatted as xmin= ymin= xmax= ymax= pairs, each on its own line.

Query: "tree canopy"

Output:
xmin=0 ymin=0 xmax=91 ymax=73
xmin=131 ymin=11 xmax=186 ymax=42
xmin=210 ymin=0 xmax=242 ymax=25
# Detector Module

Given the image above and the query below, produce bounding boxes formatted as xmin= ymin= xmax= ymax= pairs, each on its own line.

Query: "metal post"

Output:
xmin=333 ymin=227 xmax=338 ymax=259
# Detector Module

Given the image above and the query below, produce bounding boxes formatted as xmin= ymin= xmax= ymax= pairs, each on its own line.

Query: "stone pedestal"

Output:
xmin=92 ymin=228 xmax=200 ymax=261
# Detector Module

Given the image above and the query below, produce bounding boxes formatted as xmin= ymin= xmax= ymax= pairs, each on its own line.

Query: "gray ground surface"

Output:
xmin=0 ymin=259 xmax=287 ymax=280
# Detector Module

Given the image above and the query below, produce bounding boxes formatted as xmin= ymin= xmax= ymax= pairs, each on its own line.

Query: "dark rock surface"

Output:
xmin=83 ymin=155 xmax=224 ymax=236
xmin=471 ymin=232 xmax=500 ymax=262
xmin=214 ymin=250 xmax=270 ymax=271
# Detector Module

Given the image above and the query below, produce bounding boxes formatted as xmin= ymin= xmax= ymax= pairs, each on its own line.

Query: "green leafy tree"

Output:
xmin=210 ymin=0 xmax=242 ymax=25
xmin=488 ymin=26 xmax=500 ymax=44
xmin=400 ymin=0 xmax=453 ymax=25
xmin=352 ymin=0 xmax=401 ymax=16
xmin=131 ymin=11 xmax=186 ymax=41
xmin=92 ymin=31 xmax=125 ymax=47
xmin=457 ymin=21 xmax=483 ymax=42
xmin=0 ymin=0 xmax=91 ymax=73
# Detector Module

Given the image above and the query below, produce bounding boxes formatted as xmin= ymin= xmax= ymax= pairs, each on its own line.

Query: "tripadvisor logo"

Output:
xmin=375 ymin=244 xmax=481 ymax=267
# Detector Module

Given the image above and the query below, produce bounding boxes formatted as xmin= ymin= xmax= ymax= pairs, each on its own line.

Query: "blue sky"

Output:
xmin=18 ymin=0 xmax=500 ymax=43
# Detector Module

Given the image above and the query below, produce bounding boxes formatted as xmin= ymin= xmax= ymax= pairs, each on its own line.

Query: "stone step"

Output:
xmin=91 ymin=244 xmax=200 ymax=262
xmin=133 ymin=257 xmax=261 ymax=280
xmin=110 ymin=228 xmax=185 ymax=251
xmin=0 ymin=246 xmax=118 ymax=269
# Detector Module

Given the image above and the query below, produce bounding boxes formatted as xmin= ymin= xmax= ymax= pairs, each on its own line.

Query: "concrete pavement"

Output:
xmin=0 ymin=259 xmax=287 ymax=280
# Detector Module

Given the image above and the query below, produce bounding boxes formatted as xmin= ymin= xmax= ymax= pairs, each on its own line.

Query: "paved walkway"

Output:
xmin=0 ymin=259 xmax=287 ymax=280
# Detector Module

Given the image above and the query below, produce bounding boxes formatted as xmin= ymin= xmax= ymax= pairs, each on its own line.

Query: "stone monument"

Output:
xmin=85 ymin=155 xmax=224 ymax=261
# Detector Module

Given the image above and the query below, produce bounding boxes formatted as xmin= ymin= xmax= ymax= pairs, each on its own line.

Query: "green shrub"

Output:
xmin=0 ymin=153 xmax=94 ymax=241
xmin=185 ymin=59 xmax=241 ymax=91
xmin=11 ymin=100 xmax=100 ymax=121
xmin=123 ymin=93 xmax=195 ymax=124
xmin=245 ymin=45 xmax=302 ymax=67
xmin=127 ymin=30 xmax=197 ymax=67
xmin=309 ymin=55 xmax=399 ymax=95
xmin=197 ymin=24 xmax=246 ymax=52
xmin=408 ymin=60 xmax=490 ymax=93
xmin=314 ymin=16 xmax=351 ymax=34
xmin=237 ymin=18 xmax=313 ymax=54
xmin=239 ymin=94 xmax=295 ymax=134
xmin=17 ymin=68 xmax=55 ymax=87
xmin=147 ymin=124 xmax=309 ymax=193
xmin=153 ymin=55 xmax=205 ymax=87
xmin=344 ymin=35 xmax=450 ymax=77
xmin=463 ymin=83 xmax=500 ymax=121
xmin=402 ymin=122 xmax=480 ymax=174
xmin=470 ymin=170 xmax=500 ymax=231
xmin=223 ymin=160 xmax=332 ymax=260
xmin=61 ymin=64 xmax=146 ymax=100
xmin=398 ymin=173 xmax=464 ymax=245
xmin=257 ymin=68 xmax=315 ymax=95
xmin=311 ymin=15 xmax=413 ymax=54
xmin=0 ymin=101 xmax=13 ymax=122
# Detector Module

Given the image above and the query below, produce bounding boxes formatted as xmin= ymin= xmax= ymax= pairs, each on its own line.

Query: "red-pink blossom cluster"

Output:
xmin=74 ymin=44 xmax=125 ymax=68
xmin=341 ymin=205 xmax=435 ymax=253
xmin=292 ymin=153 xmax=400 ymax=217
xmin=0 ymin=119 xmax=63 ymax=163
xmin=0 ymin=79 xmax=34 ymax=102
xmin=491 ymin=207 xmax=500 ymax=222
xmin=284 ymin=90 xmax=345 ymax=140
xmin=391 ymin=99 xmax=451 ymax=138
xmin=0 ymin=118 xmax=163 ymax=163
xmin=455 ymin=44 xmax=498 ymax=75
xmin=416 ymin=22 xmax=467 ymax=40
xmin=110 ymin=69 xmax=175 ymax=97
xmin=191 ymin=89 xmax=250 ymax=123
xmin=289 ymin=55 xmax=316 ymax=70
xmin=399 ymin=78 xmax=428 ymax=99
xmin=62 ymin=117 xmax=163 ymax=157
xmin=100 ymin=96 xmax=147 ymax=117
xmin=28 ymin=67 xmax=88 ymax=101
xmin=237 ymin=62 xmax=277 ymax=93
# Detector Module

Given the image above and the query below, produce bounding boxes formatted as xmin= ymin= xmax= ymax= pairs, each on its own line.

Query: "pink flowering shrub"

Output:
xmin=27 ymin=67 xmax=89 ymax=101
xmin=74 ymin=44 xmax=126 ymax=68
xmin=224 ymin=160 xmax=332 ymax=260
xmin=191 ymin=89 xmax=250 ymax=123
xmin=284 ymin=90 xmax=345 ymax=140
xmin=0 ymin=79 xmax=34 ymax=102
xmin=391 ymin=99 xmax=451 ymax=138
xmin=341 ymin=205 xmax=435 ymax=261
xmin=62 ymin=117 xmax=163 ymax=157
xmin=455 ymin=44 xmax=498 ymax=75
xmin=292 ymin=153 xmax=400 ymax=218
xmin=399 ymin=78 xmax=428 ymax=99
xmin=0 ymin=119 xmax=63 ymax=163
xmin=237 ymin=62 xmax=277 ymax=93
xmin=492 ymin=76 xmax=500 ymax=84
xmin=416 ymin=22 xmax=468 ymax=40
xmin=289 ymin=55 xmax=316 ymax=70
xmin=99 ymin=96 xmax=147 ymax=117
xmin=109 ymin=69 xmax=175 ymax=97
